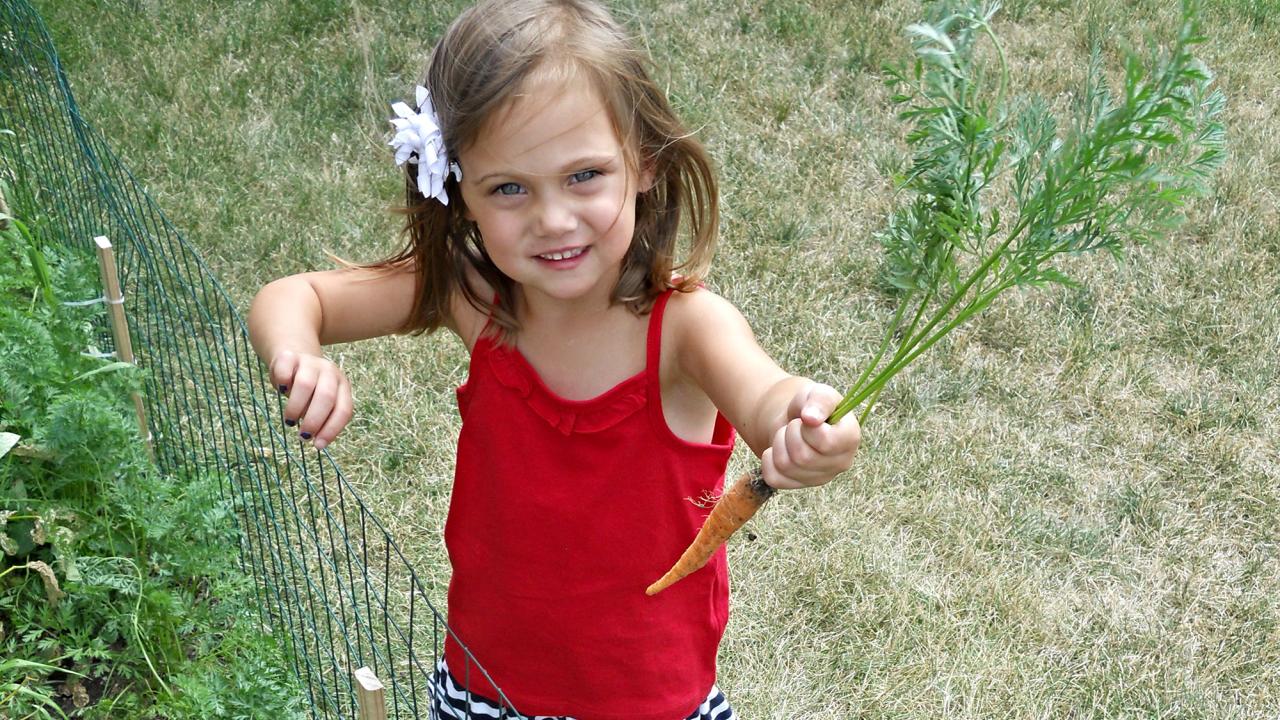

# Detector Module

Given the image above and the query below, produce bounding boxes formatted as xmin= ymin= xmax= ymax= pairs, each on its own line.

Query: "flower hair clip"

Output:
xmin=389 ymin=85 xmax=462 ymax=206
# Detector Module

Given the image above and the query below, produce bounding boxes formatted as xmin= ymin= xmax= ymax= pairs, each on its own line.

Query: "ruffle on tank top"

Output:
xmin=482 ymin=338 xmax=647 ymax=436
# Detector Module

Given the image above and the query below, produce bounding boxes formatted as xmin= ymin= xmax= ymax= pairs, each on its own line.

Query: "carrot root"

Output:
xmin=645 ymin=468 xmax=775 ymax=596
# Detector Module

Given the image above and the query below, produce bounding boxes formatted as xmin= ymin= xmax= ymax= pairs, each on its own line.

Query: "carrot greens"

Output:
xmin=828 ymin=0 xmax=1225 ymax=425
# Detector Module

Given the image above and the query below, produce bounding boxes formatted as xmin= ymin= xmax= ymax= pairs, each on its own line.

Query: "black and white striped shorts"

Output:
xmin=428 ymin=659 xmax=737 ymax=720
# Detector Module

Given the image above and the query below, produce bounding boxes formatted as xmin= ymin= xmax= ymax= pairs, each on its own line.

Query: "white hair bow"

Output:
xmin=389 ymin=86 xmax=462 ymax=205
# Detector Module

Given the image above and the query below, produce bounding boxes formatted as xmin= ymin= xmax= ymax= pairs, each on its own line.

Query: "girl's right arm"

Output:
xmin=247 ymin=265 xmax=418 ymax=449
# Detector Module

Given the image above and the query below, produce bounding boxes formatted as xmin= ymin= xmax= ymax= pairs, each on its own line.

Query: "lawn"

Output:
xmin=33 ymin=0 xmax=1280 ymax=716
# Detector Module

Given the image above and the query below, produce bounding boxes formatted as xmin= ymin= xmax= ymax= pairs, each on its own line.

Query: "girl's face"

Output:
xmin=457 ymin=75 xmax=650 ymax=308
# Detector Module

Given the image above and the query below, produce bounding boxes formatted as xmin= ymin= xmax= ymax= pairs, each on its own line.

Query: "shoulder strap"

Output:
xmin=645 ymin=289 xmax=675 ymax=380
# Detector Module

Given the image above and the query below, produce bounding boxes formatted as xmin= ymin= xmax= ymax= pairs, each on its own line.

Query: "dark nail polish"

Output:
xmin=301 ymin=432 xmax=312 ymax=440
xmin=285 ymin=418 xmax=296 ymax=427
xmin=278 ymin=384 xmax=288 ymax=393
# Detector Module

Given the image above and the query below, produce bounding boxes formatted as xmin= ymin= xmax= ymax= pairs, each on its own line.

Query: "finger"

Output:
xmin=761 ymin=447 xmax=801 ymax=490
xmin=763 ymin=424 xmax=806 ymax=490
xmin=313 ymin=377 xmax=353 ymax=451
xmin=798 ymin=383 xmax=842 ymax=426
xmin=299 ymin=370 xmax=339 ymax=440
xmin=840 ymin=413 xmax=862 ymax=455
xmin=283 ymin=362 xmax=318 ymax=425
xmin=784 ymin=418 xmax=819 ymax=471
xmin=789 ymin=417 xmax=855 ymax=487
xmin=798 ymin=413 xmax=853 ymax=457
xmin=270 ymin=350 xmax=298 ymax=394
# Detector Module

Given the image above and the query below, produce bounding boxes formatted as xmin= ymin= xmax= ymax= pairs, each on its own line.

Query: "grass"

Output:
xmin=31 ymin=0 xmax=1280 ymax=716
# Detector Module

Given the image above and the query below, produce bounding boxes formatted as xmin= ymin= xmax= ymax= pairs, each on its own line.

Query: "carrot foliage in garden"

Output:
xmin=0 ymin=180 xmax=304 ymax=718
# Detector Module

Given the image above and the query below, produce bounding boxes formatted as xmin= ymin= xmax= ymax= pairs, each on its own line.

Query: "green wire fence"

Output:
xmin=0 ymin=1 xmax=513 ymax=716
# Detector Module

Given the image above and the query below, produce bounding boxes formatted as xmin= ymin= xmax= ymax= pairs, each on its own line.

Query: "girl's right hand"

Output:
xmin=270 ymin=349 xmax=353 ymax=451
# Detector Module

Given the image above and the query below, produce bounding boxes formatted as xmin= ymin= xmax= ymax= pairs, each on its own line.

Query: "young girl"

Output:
xmin=247 ymin=0 xmax=861 ymax=717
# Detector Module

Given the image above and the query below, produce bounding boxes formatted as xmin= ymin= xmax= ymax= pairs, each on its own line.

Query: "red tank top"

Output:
xmin=443 ymin=289 xmax=736 ymax=719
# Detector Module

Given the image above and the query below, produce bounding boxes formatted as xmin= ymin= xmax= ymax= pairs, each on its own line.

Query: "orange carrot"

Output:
xmin=645 ymin=468 xmax=774 ymax=596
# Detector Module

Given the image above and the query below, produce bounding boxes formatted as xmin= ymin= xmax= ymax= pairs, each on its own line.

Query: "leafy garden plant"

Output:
xmin=0 ymin=178 xmax=304 ymax=718
xmin=649 ymin=0 xmax=1226 ymax=595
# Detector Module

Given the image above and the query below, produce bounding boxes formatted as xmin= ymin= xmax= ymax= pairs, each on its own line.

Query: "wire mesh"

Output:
xmin=0 ymin=1 xmax=516 ymax=716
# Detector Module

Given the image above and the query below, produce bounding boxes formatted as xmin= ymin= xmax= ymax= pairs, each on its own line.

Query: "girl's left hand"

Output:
xmin=762 ymin=382 xmax=861 ymax=490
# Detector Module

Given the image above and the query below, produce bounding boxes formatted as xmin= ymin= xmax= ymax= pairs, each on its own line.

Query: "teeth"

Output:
xmin=539 ymin=247 xmax=585 ymax=261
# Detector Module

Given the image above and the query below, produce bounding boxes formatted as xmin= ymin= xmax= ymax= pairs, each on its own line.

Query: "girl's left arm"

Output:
xmin=672 ymin=290 xmax=861 ymax=489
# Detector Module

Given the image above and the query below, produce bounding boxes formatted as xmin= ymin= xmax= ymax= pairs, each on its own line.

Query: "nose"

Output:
xmin=534 ymin=195 xmax=577 ymax=238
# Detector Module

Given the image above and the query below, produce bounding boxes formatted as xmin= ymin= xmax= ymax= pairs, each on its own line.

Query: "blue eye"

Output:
xmin=570 ymin=169 xmax=600 ymax=184
xmin=494 ymin=182 xmax=524 ymax=196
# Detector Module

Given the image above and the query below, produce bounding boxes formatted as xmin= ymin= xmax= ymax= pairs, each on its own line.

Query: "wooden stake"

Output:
xmin=94 ymin=236 xmax=154 ymax=457
xmin=353 ymin=666 xmax=387 ymax=720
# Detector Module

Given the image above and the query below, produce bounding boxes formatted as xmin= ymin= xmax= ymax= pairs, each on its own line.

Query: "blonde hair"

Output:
xmin=371 ymin=0 xmax=719 ymax=337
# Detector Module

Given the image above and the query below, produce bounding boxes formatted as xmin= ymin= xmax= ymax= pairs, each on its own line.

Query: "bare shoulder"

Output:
xmin=665 ymin=285 xmax=745 ymax=322
xmin=664 ymin=287 xmax=754 ymax=347
xmin=662 ymin=286 xmax=764 ymax=384
xmin=663 ymin=286 xmax=788 ymax=440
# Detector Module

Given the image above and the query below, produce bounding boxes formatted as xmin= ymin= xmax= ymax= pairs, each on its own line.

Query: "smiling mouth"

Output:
xmin=536 ymin=247 xmax=587 ymax=261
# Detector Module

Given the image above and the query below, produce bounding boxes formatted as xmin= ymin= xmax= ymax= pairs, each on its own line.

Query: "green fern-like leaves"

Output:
xmin=831 ymin=0 xmax=1225 ymax=423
